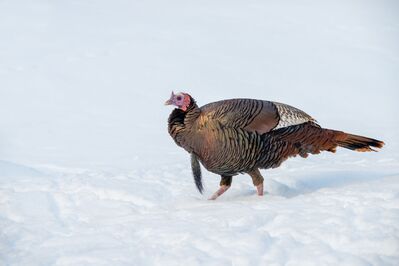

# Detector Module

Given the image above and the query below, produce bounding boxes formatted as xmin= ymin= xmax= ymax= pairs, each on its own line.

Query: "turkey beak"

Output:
xmin=164 ymin=99 xmax=173 ymax=105
xmin=165 ymin=91 xmax=175 ymax=105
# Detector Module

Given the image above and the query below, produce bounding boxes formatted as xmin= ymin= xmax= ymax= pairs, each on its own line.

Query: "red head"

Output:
xmin=164 ymin=91 xmax=192 ymax=111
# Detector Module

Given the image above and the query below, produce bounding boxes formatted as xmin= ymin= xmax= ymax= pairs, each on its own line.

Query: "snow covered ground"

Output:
xmin=1 ymin=0 xmax=399 ymax=265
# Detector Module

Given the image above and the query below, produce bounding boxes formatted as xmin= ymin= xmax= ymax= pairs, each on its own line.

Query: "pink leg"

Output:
xmin=208 ymin=185 xmax=231 ymax=200
xmin=248 ymin=169 xmax=264 ymax=197
xmin=256 ymin=183 xmax=264 ymax=196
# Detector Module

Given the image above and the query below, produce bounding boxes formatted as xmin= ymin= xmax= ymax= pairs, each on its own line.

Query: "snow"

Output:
xmin=1 ymin=160 xmax=398 ymax=265
xmin=1 ymin=0 xmax=399 ymax=265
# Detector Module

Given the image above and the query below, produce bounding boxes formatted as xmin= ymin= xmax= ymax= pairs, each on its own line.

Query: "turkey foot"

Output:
xmin=208 ymin=185 xmax=230 ymax=200
xmin=256 ymin=183 xmax=264 ymax=196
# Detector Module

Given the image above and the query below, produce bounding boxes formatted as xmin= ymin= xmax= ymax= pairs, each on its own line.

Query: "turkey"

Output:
xmin=165 ymin=92 xmax=384 ymax=200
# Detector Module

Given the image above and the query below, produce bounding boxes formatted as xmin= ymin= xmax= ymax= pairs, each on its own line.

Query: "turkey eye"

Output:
xmin=176 ymin=96 xmax=182 ymax=101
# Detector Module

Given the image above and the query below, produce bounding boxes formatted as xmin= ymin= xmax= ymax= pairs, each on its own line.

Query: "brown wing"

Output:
xmin=198 ymin=99 xmax=279 ymax=134
xmin=198 ymin=99 xmax=316 ymax=134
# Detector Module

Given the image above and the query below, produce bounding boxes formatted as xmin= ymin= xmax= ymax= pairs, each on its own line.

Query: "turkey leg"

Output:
xmin=209 ymin=175 xmax=232 ymax=200
xmin=248 ymin=169 xmax=264 ymax=196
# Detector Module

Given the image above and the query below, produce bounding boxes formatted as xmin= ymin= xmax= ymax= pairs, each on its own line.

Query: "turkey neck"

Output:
xmin=168 ymin=97 xmax=201 ymax=151
xmin=183 ymin=100 xmax=201 ymax=127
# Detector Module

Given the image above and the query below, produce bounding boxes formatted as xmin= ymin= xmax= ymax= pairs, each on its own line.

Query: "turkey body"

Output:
xmin=167 ymin=95 xmax=384 ymax=196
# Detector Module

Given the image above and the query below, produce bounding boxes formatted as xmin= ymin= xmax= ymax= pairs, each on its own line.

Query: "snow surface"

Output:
xmin=1 ymin=0 xmax=399 ymax=265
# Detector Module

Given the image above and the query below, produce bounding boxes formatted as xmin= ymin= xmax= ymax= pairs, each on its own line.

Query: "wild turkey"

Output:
xmin=165 ymin=92 xmax=384 ymax=200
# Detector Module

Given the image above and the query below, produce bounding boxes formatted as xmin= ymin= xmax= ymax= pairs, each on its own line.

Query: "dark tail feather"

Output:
xmin=191 ymin=153 xmax=203 ymax=194
xmin=337 ymin=133 xmax=385 ymax=152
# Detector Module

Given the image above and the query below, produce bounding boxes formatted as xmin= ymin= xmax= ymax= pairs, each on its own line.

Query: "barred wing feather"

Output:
xmin=198 ymin=99 xmax=316 ymax=134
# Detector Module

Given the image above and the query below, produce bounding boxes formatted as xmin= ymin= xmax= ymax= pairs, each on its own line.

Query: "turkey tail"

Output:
xmin=336 ymin=133 xmax=384 ymax=152
xmin=191 ymin=153 xmax=203 ymax=193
